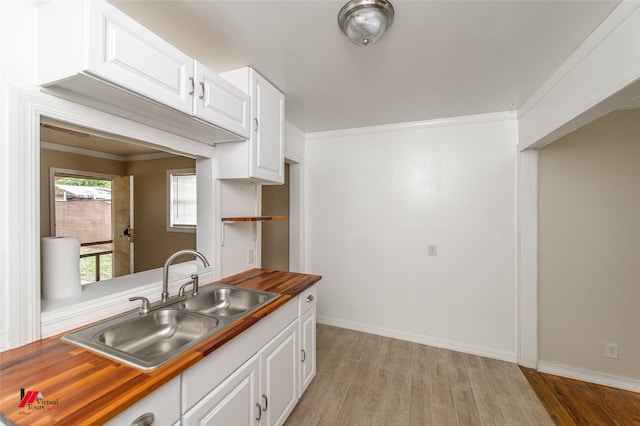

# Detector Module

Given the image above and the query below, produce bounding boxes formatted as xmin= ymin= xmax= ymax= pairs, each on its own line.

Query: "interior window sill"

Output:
xmin=41 ymin=262 xmax=213 ymax=338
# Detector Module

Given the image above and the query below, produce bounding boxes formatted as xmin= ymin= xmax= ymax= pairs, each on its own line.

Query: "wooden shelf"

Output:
xmin=220 ymin=216 xmax=287 ymax=246
xmin=222 ymin=216 xmax=287 ymax=222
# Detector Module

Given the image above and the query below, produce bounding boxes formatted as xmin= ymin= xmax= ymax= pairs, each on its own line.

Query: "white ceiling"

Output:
xmin=40 ymin=119 xmax=174 ymax=157
xmin=111 ymin=1 xmax=620 ymax=133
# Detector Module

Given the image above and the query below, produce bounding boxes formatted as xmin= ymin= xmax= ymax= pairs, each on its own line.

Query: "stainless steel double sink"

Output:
xmin=62 ymin=283 xmax=278 ymax=370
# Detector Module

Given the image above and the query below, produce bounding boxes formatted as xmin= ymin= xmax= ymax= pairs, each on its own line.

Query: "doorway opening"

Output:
xmin=52 ymin=171 xmax=120 ymax=283
xmin=261 ymin=163 xmax=290 ymax=271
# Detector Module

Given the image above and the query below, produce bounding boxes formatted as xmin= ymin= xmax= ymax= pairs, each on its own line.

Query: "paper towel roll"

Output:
xmin=41 ymin=237 xmax=82 ymax=300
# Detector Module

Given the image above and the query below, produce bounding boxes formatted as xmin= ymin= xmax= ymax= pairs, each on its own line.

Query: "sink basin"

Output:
xmin=63 ymin=309 xmax=219 ymax=370
xmin=179 ymin=285 xmax=276 ymax=317
xmin=62 ymin=284 xmax=278 ymax=370
xmin=97 ymin=309 xmax=219 ymax=357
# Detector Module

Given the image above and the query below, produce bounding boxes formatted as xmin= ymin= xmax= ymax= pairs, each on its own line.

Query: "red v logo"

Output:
xmin=18 ymin=390 xmax=42 ymax=408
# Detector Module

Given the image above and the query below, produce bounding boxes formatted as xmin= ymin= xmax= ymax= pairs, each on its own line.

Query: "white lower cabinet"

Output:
xmin=183 ymin=321 xmax=298 ymax=426
xmin=299 ymin=306 xmax=316 ymax=394
xmin=259 ymin=321 xmax=298 ymax=426
xmin=183 ymin=355 xmax=260 ymax=426
xmin=297 ymin=285 xmax=318 ymax=395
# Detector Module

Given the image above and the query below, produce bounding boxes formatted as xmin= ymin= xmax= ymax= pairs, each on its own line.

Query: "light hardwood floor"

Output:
xmin=286 ymin=325 xmax=552 ymax=426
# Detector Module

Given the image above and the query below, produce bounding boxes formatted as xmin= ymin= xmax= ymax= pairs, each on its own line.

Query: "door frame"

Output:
xmin=49 ymin=167 xmax=120 ymax=236
xmin=112 ymin=175 xmax=134 ymax=277
xmin=287 ymin=160 xmax=304 ymax=272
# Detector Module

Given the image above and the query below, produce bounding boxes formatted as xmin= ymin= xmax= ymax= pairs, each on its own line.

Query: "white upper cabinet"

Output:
xmin=195 ymin=63 xmax=250 ymax=138
xmin=218 ymin=67 xmax=285 ymax=184
xmin=38 ymin=0 xmax=249 ymax=144
xmin=85 ymin=1 xmax=194 ymax=115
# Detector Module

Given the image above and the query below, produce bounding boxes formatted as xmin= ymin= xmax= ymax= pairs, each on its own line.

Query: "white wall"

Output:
xmin=219 ymin=181 xmax=259 ymax=277
xmin=306 ymin=114 xmax=518 ymax=361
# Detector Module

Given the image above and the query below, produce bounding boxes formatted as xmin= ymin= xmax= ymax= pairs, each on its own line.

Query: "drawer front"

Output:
xmin=298 ymin=285 xmax=317 ymax=315
xmin=104 ymin=375 xmax=180 ymax=426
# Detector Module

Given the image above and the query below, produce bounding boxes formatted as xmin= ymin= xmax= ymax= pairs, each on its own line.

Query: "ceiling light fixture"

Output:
xmin=338 ymin=0 xmax=394 ymax=47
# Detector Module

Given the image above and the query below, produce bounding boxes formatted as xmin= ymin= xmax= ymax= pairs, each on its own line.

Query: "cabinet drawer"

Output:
xmin=298 ymin=285 xmax=317 ymax=315
xmin=104 ymin=375 xmax=180 ymax=426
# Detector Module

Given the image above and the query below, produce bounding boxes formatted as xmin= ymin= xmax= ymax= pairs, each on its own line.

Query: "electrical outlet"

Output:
xmin=247 ymin=248 xmax=255 ymax=264
xmin=428 ymin=244 xmax=437 ymax=256
xmin=605 ymin=342 xmax=618 ymax=359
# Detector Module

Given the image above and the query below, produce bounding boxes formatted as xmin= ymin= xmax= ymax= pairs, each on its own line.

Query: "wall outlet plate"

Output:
xmin=605 ymin=342 xmax=618 ymax=359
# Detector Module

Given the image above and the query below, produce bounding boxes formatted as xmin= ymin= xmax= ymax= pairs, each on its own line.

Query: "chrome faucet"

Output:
xmin=162 ymin=249 xmax=210 ymax=302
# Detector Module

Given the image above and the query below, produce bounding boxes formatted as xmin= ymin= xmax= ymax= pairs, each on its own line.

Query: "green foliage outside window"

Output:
xmin=56 ymin=177 xmax=112 ymax=188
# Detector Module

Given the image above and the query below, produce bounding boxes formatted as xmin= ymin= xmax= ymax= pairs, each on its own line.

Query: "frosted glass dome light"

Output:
xmin=338 ymin=0 xmax=395 ymax=47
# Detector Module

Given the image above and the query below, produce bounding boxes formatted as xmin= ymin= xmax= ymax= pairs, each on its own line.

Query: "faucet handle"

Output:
xmin=178 ymin=274 xmax=200 ymax=297
xmin=129 ymin=296 xmax=150 ymax=314
xmin=191 ymin=274 xmax=199 ymax=296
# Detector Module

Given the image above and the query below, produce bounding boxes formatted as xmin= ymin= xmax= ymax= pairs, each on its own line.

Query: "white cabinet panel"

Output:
xmin=299 ymin=307 xmax=316 ymax=395
xmin=260 ymin=321 xmax=298 ymax=426
xmin=217 ymin=67 xmax=285 ymax=184
xmin=183 ymin=355 xmax=260 ymax=426
xmin=252 ymin=73 xmax=285 ymax=183
xmin=195 ymin=63 xmax=250 ymax=138
xmin=86 ymin=0 xmax=194 ymax=114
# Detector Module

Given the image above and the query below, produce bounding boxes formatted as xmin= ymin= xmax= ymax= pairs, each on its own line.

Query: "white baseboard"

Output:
xmin=538 ymin=361 xmax=640 ymax=393
xmin=316 ymin=315 xmax=517 ymax=363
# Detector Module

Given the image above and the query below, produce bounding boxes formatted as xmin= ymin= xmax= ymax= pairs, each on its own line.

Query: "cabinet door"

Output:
xmin=195 ymin=63 xmax=250 ymax=138
xmin=183 ymin=355 xmax=260 ymax=426
xmin=299 ymin=306 xmax=316 ymax=395
xmin=87 ymin=1 xmax=194 ymax=114
xmin=261 ymin=321 xmax=298 ymax=426
xmin=250 ymin=72 xmax=284 ymax=183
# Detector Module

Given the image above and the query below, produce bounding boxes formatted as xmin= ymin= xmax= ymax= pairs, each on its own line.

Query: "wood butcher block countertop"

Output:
xmin=0 ymin=269 xmax=321 ymax=425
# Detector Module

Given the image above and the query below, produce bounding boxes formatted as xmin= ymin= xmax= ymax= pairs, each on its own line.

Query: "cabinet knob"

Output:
xmin=262 ymin=394 xmax=268 ymax=411
xmin=255 ymin=403 xmax=262 ymax=421
xmin=301 ymin=349 xmax=306 ymax=362
xmin=130 ymin=412 xmax=154 ymax=426
xmin=306 ymin=294 xmax=314 ymax=303
xmin=253 ymin=118 xmax=259 ymax=132
xmin=188 ymin=77 xmax=194 ymax=96
xmin=199 ymin=81 xmax=205 ymax=100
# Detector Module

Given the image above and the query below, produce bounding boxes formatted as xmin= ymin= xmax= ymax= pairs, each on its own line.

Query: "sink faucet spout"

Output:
xmin=162 ymin=249 xmax=210 ymax=302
